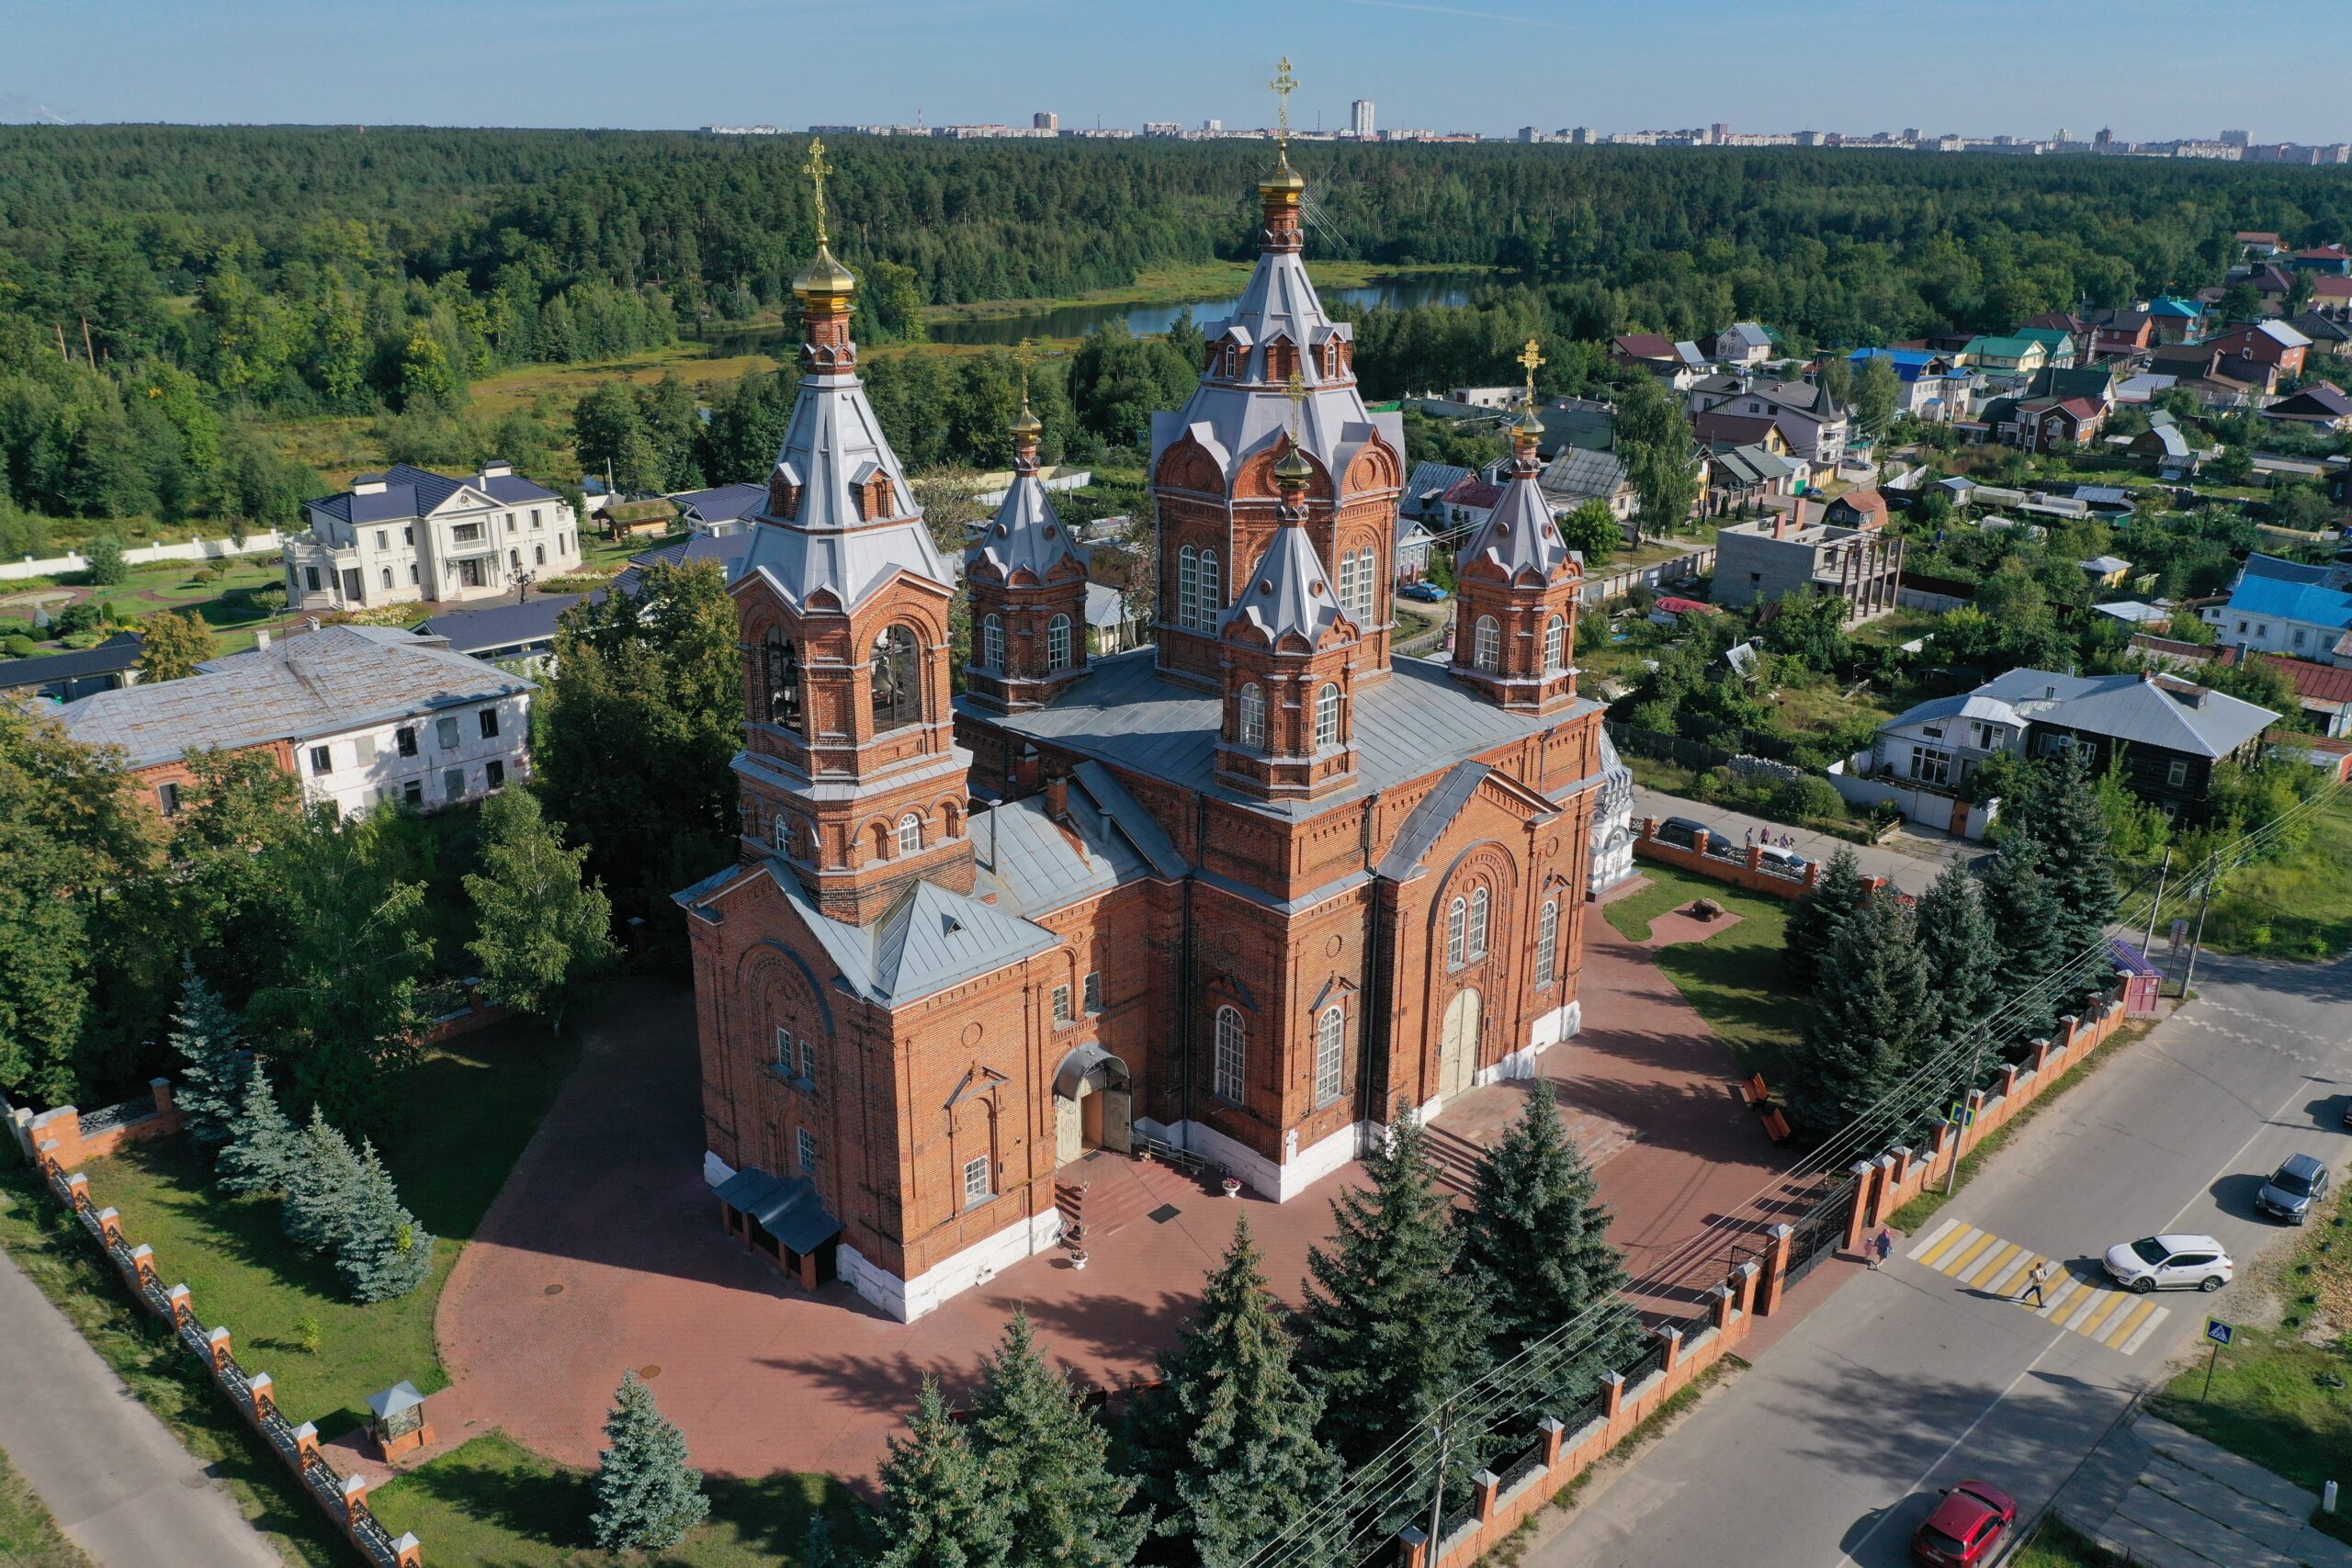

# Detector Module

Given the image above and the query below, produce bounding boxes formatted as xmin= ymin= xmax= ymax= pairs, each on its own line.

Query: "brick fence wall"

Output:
xmin=12 ymin=1079 xmax=186 ymax=1168
xmin=23 ymin=1139 xmax=426 ymax=1567
xmin=1631 ymin=818 xmax=1826 ymax=901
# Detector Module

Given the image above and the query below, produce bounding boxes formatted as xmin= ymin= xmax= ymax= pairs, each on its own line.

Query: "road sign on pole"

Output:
xmin=2202 ymin=1318 xmax=2233 ymax=1403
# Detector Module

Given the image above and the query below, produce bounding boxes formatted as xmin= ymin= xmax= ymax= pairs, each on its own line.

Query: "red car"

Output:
xmin=1911 ymin=1481 xmax=2018 ymax=1566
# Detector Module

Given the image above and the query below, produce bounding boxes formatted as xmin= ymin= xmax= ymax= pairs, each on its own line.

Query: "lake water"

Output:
xmin=703 ymin=272 xmax=1479 ymax=356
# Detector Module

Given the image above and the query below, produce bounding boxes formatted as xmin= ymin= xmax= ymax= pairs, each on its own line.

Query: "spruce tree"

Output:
xmin=1455 ymin=1080 xmax=1645 ymax=1391
xmin=972 ymin=1312 xmax=1145 ymax=1568
xmin=281 ymin=1106 xmax=365 ymax=1255
xmin=334 ymin=1138 xmax=435 ymax=1303
xmin=589 ymin=1369 xmax=708 ymax=1551
xmin=1980 ymin=837 xmax=2068 ymax=1041
xmin=1127 ymin=1217 xmax=1340 ymax=1568
xmin=1783 ymin=888 xmax=1934 ymax=1142
xmin=1299 ymin=1109 xmax=1487 ymax=1466
xmin=1782 ymin=844 xmax=1862 ymax=987
xmin=874 ymin=1380 xmax=1012 ymax=1568
xmin=166 ymin=961 xmax=247 ymax=1154
xmin=216 ymin=1066 xmax=299 ymax=1197
xmin=2010 ymin=750 xmax=2121 ymax=991
xmin=1915 ymin=863 xmax=2001 ymax=1055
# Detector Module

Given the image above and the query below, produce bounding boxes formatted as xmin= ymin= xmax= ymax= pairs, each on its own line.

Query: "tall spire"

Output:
xmin=1450 ymin=336 xmax=1581 ymax=713
xmin=1259 ymin=56 xmax=1306 ymax=254
xmin=793 ymin=137 xmax=856 ymax=364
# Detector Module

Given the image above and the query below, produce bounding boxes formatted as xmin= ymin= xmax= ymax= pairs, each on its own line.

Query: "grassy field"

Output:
xmin=1601 ymin=865 xmax=1803 ymax=1079
xmin=2150 ymin=1179 xmax=2352 ymax=1518
xmin=0 ymin=556 xmax=300 ymax=657
xmin=0 ymin=1442 xmax=94 ymax=1568
xmin=2199 ymin=792 xmax=2352 ymax=961
xmin=82 ymin=1015 xmax=584 ymax=1441
xmin=372 ymin=1431 xmax=858 ymax=1567
xmin=2013 ymin=1515 xmax=2116 ymax=1566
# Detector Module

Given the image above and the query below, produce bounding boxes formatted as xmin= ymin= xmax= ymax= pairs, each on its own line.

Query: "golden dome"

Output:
xmin=1273 ymin=439 xmax=1314 ymax=486
xmin=1513 ymin=400 xmax=1545 ymax=443
xmin=792 ymin=241 xmax=856 ymax=300
xmin=1261 ymin=161 xmax=1307 ymax=197
xmin=1011 ymin=399 xmax=1044 ymax=439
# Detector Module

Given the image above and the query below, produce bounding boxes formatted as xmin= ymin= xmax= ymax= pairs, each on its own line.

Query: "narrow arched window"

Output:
xmin=1544 ymin=615 xmax=1566 ymax=672
xmin=1047 ymin=615 xmax=1072 ymax=671
xmin=1200 ymin=549 xmax=1221 ymax=626
xmin=1315 ymin=1006 xmax=1346 ymax=1106
xmin=1474 ymin=615 xmax=1501 ymax=673
xmin=1214 ymin=1006 xmax=1247 ymax=1103
xmin=1179 ymin=545 xmax=1199 ymax=630
xmin=980 ymin=614 xmax=1004 ymax=673
xmin=1447 ymin=897 xmax=1467 ymax=969
xmin=1338 ymin=550 xmax=1359 ymax=620
xmin=1536 ymin=898 xmax=1559 ymax=987
xmin=1315 ymin=682 xmax=1341 ymax=748
xmin=764 ymin=633 xmax=802 ymax=732
xmin=896 ymin=812 xmax=924 ymax=855
xmin=1468 ymin=886 xmax=1491 ymax=962
xmin=1355 ymin=549 xmax=1377 ymax=619
xmin=1238 ymin=682 xmax=1266 ymax=748
xmin=872 ymin=626 xmax=921 ymax=731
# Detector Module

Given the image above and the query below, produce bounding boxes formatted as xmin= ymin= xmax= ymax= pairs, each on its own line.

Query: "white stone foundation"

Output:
xmin=839 ymin=1205 xmax=1067 ymax=1324
xmin=1135 ymin=1115 xmax=1378 ymax=1201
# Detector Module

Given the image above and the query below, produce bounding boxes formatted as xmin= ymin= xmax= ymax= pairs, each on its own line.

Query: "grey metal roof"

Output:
xmin=670 ymin=481 xmax=768 ymax=525
xmin=58 ymin=626 xmax=534 ymax=769
xmin=1722 ymin=321 xmax=1773 ymax=350
xmin=1460 ymin=467 xmax=1575 ymax=582
xmin=1403 ymin=461 xmax=1474 ymax=506
xmin=1084 ymin=581 xmax=1134 ymax=631
xmin=972 ymin=780 xmax=1167 ymax=919
xmin=0 ymin=631 xmax=143 ymax=691
xmin=1974 ymin=668 xmax=2276 ymax=759
xmin=1884 ymin=692 xmax=2024 ymax=733
xmin=366 ymin=1382 xmax=428 ymax=1421
xmin=1070 ymin=760 xmax=1186 ymax=878
xmin=871 ymin=879 xmax=1057 ymax=999
xmin=972 ymin=648 xmax=1595 ymax=821
xmin=711 ymin=1167 xmax=841 ymax=1254
xmin=1539 ymin=446 xmax=1630 ymax=503
xmin=967 ymin=463 xmax=1089 ymax=585
xmin=1220 ymin=520 xmax=1343 ymax=647
xmin=1375 ymin=761 xmax=1491 ymax=880
xmin=412 ymin=593 xmax=589 ymax=654
xmin=308 ymin=463 xmax=559 ymax=526
xmin=615 ymin=532 xmax=752 ymax=595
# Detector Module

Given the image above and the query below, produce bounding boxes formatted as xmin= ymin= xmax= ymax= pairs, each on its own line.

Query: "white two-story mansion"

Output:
xmin=284 ymin=461 xmax=583 ymax=613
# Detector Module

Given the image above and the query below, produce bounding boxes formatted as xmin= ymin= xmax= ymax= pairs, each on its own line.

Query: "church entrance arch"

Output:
xmin=1051 ymin=1043 xmax=1133 ymax=1167
xmin=1438 ymin=988 xmax=1482 ymax=1100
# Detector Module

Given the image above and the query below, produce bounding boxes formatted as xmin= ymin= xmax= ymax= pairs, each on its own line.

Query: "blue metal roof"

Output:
xmin=2227 ymin=561 xmax=2352 ymax=629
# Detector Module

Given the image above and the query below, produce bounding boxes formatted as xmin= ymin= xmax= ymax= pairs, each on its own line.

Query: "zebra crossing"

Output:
xmin=1904 ymin=1217 xmax=2171 ymax=1356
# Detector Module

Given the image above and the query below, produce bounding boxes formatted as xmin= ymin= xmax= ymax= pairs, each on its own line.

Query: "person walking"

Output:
xmin=2018 ymin=1259 xmax=2052 ymax=1307
xmin=1871 ymin=1228 xmax=1894 ymax=1269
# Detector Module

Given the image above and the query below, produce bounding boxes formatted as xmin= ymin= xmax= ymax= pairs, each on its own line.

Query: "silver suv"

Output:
xmin=2255 ymin=1154 xmax=2331 ymax=1225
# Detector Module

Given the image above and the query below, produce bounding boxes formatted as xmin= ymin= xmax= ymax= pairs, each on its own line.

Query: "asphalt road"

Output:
xmin=1522 ymin=949 xmax=2352 ymax=1568
xmin=0 ymin=1240 xmax=279 ymax=1566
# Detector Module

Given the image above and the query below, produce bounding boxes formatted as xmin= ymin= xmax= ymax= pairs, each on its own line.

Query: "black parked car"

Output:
xmin=1657 ymin=816 xmax=1736 ymax=857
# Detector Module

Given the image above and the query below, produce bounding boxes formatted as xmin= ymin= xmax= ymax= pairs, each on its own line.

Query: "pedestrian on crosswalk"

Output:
xmin=2018 ymin=1259 xmax=2052 ymax=1307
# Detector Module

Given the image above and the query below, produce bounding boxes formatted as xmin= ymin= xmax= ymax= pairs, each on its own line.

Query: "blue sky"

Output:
xmin=8 ymin=0 xmax=2348 ymax=145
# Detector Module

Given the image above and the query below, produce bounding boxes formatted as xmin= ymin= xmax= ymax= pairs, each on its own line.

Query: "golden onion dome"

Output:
xmin=1273 ymin=440 xmax=1314 ymax=486
xmin=792 ymin=241 xmax=856 ymax=300
xmin=1513 ymin=400 xmax=1545 ymax=442
xmin=1011 ymin=399 xmax=1044 ymax=439
xmin=1261 ymin=162 xmax=1307 ymax=197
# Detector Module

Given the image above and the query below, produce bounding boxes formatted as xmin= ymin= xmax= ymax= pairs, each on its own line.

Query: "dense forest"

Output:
xmin=6 ymin=125 xmax=2352 ymax=536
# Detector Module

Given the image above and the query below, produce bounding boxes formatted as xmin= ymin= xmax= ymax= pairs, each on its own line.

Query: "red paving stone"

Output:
xmin=434 ymin=907 xmax=1838 ymax=1485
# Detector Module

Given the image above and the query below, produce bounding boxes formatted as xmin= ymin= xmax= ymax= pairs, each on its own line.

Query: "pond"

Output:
xmin=701 ymin=272 xmax=1482 ymax=356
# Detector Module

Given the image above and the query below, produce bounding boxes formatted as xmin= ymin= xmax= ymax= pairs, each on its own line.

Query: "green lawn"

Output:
xmin=1602 ymin=865 xmax=1803 ymax=1079
xmin=82 ymin=1015 xmax=584 ymax=1440
xmin=0 ymin=556 xmax=299 ymax=656
xmin=2199 ymin=793 xmax=2352 ymax=961
xmin=2149 ymin=1182 xmax=2352 ymax=1509
xmin=2013 ymin=1516 xmax=2116 ymax=1567
xmin=372 ymin=1431 xmax=858 ymax=1567
xmin=0 ymin=1442 xmax=93 ymax=1568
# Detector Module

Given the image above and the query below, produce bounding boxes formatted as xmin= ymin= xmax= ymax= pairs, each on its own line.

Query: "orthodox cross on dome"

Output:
xmin=805 ymin=136 xmax=834 ymax=244
xmin=1283 ymin=366 xmax=1308 ymax=438
xmin=1517 ymin=337 xmax=1545 ymax=406
xmin=1270 ymin=56 xmax=1299 ymax=164
xmin=1016 ymin=335 xmax=1035 ymax=411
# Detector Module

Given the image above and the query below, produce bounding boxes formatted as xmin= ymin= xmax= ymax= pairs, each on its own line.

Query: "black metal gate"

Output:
xmin=1785 ymin=1175 xmax=1859 ymax=1288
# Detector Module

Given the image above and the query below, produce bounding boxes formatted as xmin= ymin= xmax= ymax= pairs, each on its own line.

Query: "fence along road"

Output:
xmin=0 ymin=1243 xmax=280 ymax=1566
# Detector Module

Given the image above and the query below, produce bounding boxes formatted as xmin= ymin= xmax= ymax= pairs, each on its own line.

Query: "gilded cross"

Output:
xmin=1518 ymin=337 xmax=1545 ymax=404
xmin=1271 ymin=57 xmax=1299 ymax=158
xmin=1017 ymin=335 xmax=1034 ymax=400
xmin=805 ymin=136 xmax=834 ymax=244
xmin=1284 ymin=367 xmax=1308 ymax=438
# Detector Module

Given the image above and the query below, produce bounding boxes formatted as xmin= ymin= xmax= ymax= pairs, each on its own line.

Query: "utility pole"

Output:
xmin=1944 ymin=1027 xmax=1986 ymax=1195
xmin=2180 ymin=852 xmax=2220 ymax=996
xmin=2141 ymin=847 xmax=2171 ymax=958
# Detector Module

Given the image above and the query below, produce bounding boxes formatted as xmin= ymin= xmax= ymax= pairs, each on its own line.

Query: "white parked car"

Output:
xmin=2103 ymin=1235 xmax=2233 ymax=1294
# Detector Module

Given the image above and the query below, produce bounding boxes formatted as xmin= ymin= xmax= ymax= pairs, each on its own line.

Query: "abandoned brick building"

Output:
xmin=676 ymin=149 xmax=1614 ymax=1321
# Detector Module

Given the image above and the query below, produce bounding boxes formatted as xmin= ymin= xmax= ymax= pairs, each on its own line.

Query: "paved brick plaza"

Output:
xmin=428 ymin=880 xmax=1797 ymax=1485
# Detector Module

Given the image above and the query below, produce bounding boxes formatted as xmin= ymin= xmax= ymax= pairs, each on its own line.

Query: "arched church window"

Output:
xmin=980 ymin=614 xmax=1004 ymax=673
xmin=1047 ymin=615 xmax=1073 ymax=671
xmin=1468 ymin=886 xmax=1491 ymax=962
xmin=1200 ymin=549 xmax=1221 ymax=626
xmin=1447 ymin=897 xmax=1467 ymax=969
xmin=896 ymin=812 xmax=924 ymax=855
xmin=1179 ymin=546 xmax=1199 ymax=630
xmin=1338 ymin=550 xmax=1359 ymax=620
xmin=1238 ymin=682 xmax=1266 ymax=749
xmin=1536 ymin=899 xmax=1559 ymax=987
xmin=1315 ymin=682 xmax=1341 ymax=748
xmin=1214 ymin=1006 xmax=1247 ymax=1104
xmin=1544 ymin=615 xmax=1566 ymax=673
xmin=1473 ymin=615 xmax=1501 ymax=673
xmin=872 ymin=626 xmax=921 ymax=731
xmin=1315 ymin=1005 xmax=1345 ymax=1107
xmin=1353 ymin=548 xmax=1377 ymax=620
xmin=763 ymin=632 xmax=802 ymax=732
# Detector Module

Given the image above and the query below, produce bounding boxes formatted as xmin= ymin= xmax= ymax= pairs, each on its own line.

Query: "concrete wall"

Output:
xmin=0 ymin=533 xmax=287 ymax=583
xmin=1826 ymin=765 xmax=1999 ymax=840
xmin=1578 ymin=547 xmax=1717 ymax=608
xmin=1710 ymin=527 xmax=1822 ymax=610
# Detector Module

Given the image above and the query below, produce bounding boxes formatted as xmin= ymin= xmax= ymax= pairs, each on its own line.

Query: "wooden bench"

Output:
xmin=1740 ymin=1073 xmax=1771 ymax=1109
xmin=1760 ymin=1107 xmax=1792 ymax=1143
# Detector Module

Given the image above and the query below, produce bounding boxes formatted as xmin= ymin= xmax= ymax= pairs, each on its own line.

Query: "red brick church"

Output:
xmin=676 ymin=147 xmax=1613 ymax=1321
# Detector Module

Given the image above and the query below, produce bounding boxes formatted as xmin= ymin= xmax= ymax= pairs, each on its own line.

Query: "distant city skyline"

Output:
xmin=9 ymin=0 xmax=2352 ymax=149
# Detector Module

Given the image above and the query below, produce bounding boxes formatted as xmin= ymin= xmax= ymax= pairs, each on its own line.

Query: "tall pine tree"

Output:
xmin=334 ymin=1139 xmax=435 ymax=1303
xmin=973 ymin=1312 xmax=1146 ymax=1568
xmin=165 ymin=961 xmax=247 ymax=1155
xmin=281 ymin=1106 xmax=365 ymax=1255
xmin=1783 ymin=888 xmax=1935 ymax=1142
xmin=1915 ymin=863 xmax=2001 ymax=1055
xmin=875 ymin=1380 xmax=1012 ymax=1568
xmin=1782 ymin=844 xmax=1863 ymax=987
xmin=1300 ymin=1109 xmax=1487 ymax=1466
xmin=216 ymin=1066 xmax=298 ymax=1197
xmin=1127 ymin=1217 xmax=1340 ymax=1568
xmin=590 ymin=1369 xmax=708 ymax=1551
xmin=1980 ymin=838 xmax=2068 ymax=1042
xmin=2009 ymin=749 xmax=2121 ymax=995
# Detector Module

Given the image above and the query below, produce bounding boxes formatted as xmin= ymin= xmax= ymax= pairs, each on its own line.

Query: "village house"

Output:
xmin=2204 ymin=553 xmax=2352 ymax=664
xmin=55 ymin=625 xmax=535 ymax=819
xmin=1685 ymin=373 xmax=1850 ymax=471
xmin=2259 ymin=382 xmax=2352 ymax=432
xmin=1713 ymin=321 xmax=1773 ymax=367
xmin=2204 ymin=319 xmax=2312 ymax=375
xmin=2129 ymin=636 xmax=2352 ymax=737
xmin=1847 ymin=347 xmax=1971 ymax=421
xmin=1709 ymin=500 xmax=1903 ymax=620
xmin=283 ymin=461 xmax=583 ymax=613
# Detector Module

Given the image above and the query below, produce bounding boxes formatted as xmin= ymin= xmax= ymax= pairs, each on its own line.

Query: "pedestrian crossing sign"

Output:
xmin=2205 ymin=1318 xmax=2233 ymax=1347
